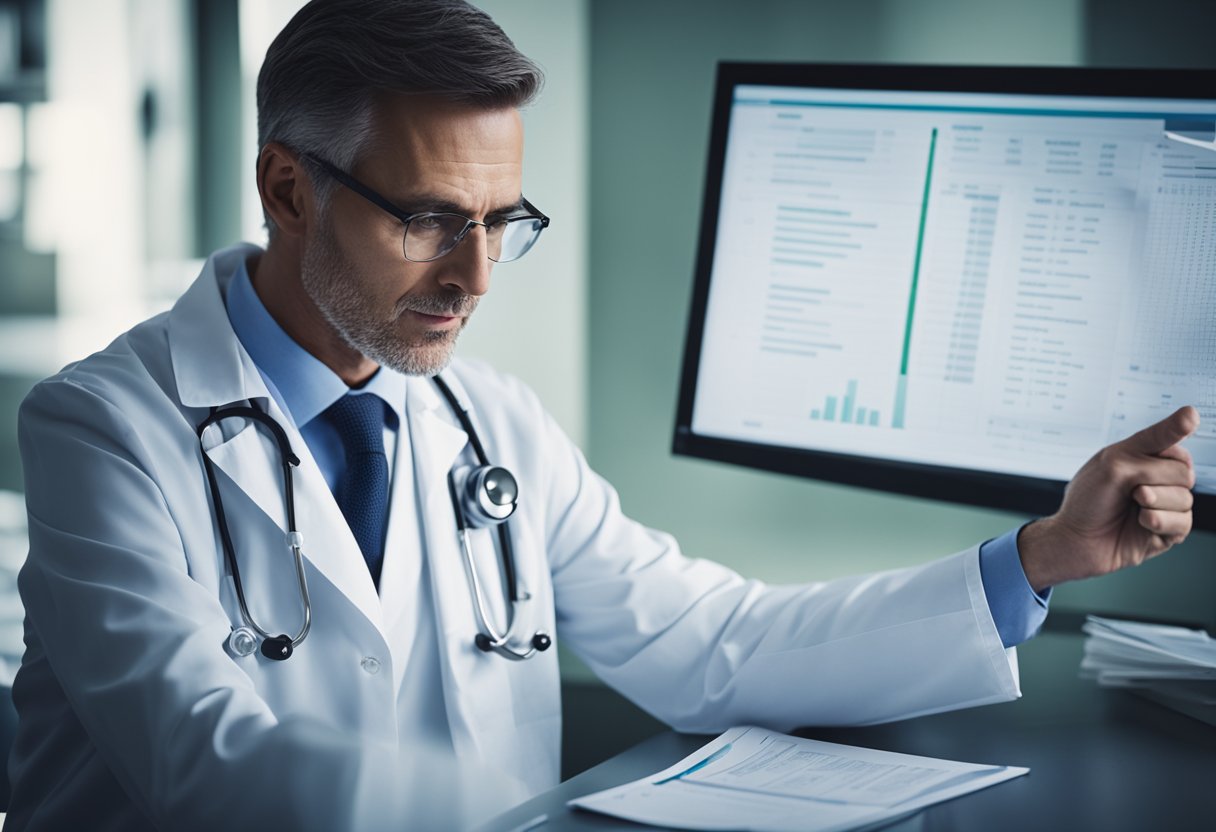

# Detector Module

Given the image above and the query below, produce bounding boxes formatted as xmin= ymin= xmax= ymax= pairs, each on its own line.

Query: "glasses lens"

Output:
xmin=403 ymin=214 xmax=470 ymax=262
xmin=491 ymin=217 xmax=544 ymax=263
xmin=403 ymin=214 xmax=545 ymax=262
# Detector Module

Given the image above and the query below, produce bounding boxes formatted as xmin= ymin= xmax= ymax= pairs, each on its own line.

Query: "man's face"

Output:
xmin=300 ymin=96 xmax=525 ymax=376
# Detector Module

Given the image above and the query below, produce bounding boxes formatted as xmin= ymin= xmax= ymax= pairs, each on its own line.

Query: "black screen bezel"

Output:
xmin=672 ymin=62 xmax=1216 ymax=531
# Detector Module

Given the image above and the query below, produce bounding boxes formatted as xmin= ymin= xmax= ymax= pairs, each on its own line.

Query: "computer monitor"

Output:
xmin=674 ymin=64 xmax=1216 ymax=531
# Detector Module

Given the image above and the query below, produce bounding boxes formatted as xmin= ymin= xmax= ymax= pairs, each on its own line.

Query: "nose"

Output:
xmin=439 ymin=224 xmax=493 ymax=297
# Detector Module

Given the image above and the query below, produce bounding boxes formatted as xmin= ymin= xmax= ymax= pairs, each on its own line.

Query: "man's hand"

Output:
xmin=1018 ymin=406 xmax=1200 ymax=594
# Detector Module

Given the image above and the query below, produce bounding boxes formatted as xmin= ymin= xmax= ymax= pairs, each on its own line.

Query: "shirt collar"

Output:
xmin=224 ymin=256 xmax=406 ymax=430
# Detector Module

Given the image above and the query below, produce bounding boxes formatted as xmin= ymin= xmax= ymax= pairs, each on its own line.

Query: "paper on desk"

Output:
xmin=1081 ymin=616 xmax=1216 ymax=681
xmin=567 ymin=726 xmax=1028 ymax=832
xmin=1079 ymin=617 xmax=1216 ymax=728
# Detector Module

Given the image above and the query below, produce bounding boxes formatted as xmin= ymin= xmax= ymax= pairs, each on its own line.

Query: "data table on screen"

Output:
xmin=690 ymin=86 xmax=1216 ymax=495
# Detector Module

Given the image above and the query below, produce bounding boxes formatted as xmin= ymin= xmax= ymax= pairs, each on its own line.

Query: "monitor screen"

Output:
xmin=674 ymin=64 xmax=1216 ymax=530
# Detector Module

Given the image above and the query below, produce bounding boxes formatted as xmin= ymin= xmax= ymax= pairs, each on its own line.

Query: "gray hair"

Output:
xmin=256 ymin=0 xmax=543 ymax=234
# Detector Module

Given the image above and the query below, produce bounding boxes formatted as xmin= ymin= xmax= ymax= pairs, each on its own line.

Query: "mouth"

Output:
xmin=407 ymin=310 xmax=462 ymax=327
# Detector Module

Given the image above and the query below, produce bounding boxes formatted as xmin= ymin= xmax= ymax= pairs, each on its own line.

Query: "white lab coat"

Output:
xmin=10 ymin=244 xmax=1021 ymax=831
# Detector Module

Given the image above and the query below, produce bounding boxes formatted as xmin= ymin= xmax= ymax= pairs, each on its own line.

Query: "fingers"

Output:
xmin=1108 ymin=455 xmax=1195 ymax=490
xmin=1121 ymin=406 xmax=1200 ymax=455
xmin=1156 ymin=442 xmax=1194 ymax=469
xmin=1133 ymin=471 xmax=1194 ymax=548
xmin=1137 ymin=506 xmax=1192 ymax=542
xmin=1132 ymin=484 xmax=1194 ymax=512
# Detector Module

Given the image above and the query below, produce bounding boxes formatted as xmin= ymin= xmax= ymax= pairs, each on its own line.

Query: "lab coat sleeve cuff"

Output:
xmin=979 ymin=524 xmax=1052 ymax=648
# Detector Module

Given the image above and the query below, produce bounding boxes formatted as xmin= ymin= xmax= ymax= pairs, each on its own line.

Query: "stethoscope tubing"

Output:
xmin=198 ymin=406 xmax=313 ymax=650
xmin=199 ymin=376 xmax=549 ymax=662
xmin=433 ymin=375 xmax=551 ymax=660
xmin=457 ymin=528 xmax=542 ymax=661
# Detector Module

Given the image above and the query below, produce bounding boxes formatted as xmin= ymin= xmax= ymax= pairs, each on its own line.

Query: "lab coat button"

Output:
xmin=360 ymin=656 xmax=381 ymax=675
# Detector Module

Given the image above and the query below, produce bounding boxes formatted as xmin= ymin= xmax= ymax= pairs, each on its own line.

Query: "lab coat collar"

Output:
xmin=171 ymin=244 xmax=388 ymax=642
xmin=169 ymin=243 xmax=265 ymax=409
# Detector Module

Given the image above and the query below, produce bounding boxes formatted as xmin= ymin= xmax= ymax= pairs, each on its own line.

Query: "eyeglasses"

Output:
xmin=304 ymin=154 xmax=549 ymax=263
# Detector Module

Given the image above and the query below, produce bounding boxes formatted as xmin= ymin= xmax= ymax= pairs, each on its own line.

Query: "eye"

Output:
xmin=412 ymin=214 xmax=444 ymax=231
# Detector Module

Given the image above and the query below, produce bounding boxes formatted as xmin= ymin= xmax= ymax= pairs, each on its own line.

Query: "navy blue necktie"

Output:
xmin=326 ymin=393 xmax=389 ymax=586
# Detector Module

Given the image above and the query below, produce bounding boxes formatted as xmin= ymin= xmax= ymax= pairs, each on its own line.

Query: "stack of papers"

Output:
xmin=569 ymin=726 xmax=1027 ymax=832
xmin=1081 ymin=615 xmax=1216 ymax=726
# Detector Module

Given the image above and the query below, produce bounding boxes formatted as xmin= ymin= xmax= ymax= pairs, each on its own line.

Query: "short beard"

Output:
xmin=299 ymin=218 xmax=478 ymax=377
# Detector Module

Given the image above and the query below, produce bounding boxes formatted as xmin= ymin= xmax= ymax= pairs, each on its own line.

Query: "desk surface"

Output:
xmin=486 ymin=630 xmax=1216 ymax=831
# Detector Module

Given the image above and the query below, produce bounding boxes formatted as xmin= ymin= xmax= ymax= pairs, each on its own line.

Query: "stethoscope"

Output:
xmin=196 ymin=374 xmax=552 ymax=663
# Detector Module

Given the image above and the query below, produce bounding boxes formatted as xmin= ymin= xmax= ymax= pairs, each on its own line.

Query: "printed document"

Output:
xmin=1081 ymin=615 xmax=1216 ymax=726
xmin=568 ymin=726 xmax=1028 ymax=831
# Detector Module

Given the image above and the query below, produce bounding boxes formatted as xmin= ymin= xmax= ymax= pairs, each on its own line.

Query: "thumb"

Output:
xmin=1121 ymin=405 xmax=1200 ymax=455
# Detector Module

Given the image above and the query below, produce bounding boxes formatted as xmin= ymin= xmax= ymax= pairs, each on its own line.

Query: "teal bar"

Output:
xmin=825 ymin=397 xmax=838 ymax=421
xmin=856 ymin=406 xmax=867 ymax=424
xmin=869 ymin=410 xmax=879 ymax=426
xmin=842 ymin=379 xmax=858 ymax=422
xmin=811 ymin=409 xmax=821 ymax=420
xmin=893 ymin=375 xmax=908 ymax=429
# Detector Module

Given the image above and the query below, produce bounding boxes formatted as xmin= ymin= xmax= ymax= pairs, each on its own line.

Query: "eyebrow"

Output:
xmin=392 ymin=193 xmax=526 ymax=219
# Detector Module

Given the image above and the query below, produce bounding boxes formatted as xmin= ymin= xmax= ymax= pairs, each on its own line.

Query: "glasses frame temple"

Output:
xmin=304 ymin=153 xmax=550 ymax=229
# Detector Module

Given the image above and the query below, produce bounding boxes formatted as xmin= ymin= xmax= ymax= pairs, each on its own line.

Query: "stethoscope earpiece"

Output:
xmin=473 ymin=630 xmax=552 ymax=660
xmin=227 ymin=626 xmax=258 ymax=658
xmin=261 ymin=634 xmax=294 ymax=661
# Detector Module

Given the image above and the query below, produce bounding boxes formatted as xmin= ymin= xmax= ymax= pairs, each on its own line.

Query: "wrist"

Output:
xmin=1017 ymin=516 xmax=1062 ymax=594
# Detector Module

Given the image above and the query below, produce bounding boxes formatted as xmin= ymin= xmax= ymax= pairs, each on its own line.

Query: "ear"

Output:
xmin=257 ymin=142 xmax=313 ymax=238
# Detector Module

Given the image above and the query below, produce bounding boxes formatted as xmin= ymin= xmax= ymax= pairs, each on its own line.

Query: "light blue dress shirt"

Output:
xmin=224 ymin=258 xmax=406 ymax=496
xmin=223 ymin=257 xmax=1050 ymax=649
xmin=979 ymin=525 xmax=1051 ymax=646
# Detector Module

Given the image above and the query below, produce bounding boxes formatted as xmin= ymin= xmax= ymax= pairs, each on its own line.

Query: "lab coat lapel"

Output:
xmin=378 ymin=384 xmax=423 ymax=693
xmin=169 ymin=244 xmax=263 ymax=409
xmin=173 ymin=245 xmax=386 ymax=640
xmin=199 ymin=407 xmax=290 ymax=535
xmin=406 ymin=378 xmax=517 ymax=764
xmin=199 ymin=385 xmax=386 ymax=644
xmin=290 ymin=427 xmax=387 ymax=636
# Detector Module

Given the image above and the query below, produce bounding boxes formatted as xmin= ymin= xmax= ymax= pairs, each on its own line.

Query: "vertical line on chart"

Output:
xmin=894 ymin=127 xmax=938 ymax=430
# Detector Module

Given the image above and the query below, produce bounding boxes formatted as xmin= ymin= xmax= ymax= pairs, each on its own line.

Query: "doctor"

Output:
xmin=10 ymin=1 xmax=1199 ymax=830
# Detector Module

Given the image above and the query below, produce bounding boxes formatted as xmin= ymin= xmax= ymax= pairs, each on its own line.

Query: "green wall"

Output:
xmin=586 ymin=0 xmax=1216 ymax=632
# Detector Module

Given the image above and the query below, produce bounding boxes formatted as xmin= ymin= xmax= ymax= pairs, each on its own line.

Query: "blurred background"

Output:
xmin=0 ymin=0 xmax=1212 ymax=784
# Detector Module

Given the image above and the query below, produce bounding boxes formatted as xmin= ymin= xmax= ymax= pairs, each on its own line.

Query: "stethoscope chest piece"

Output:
xmin=453 ymin=464 xmax=518 ymax=526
